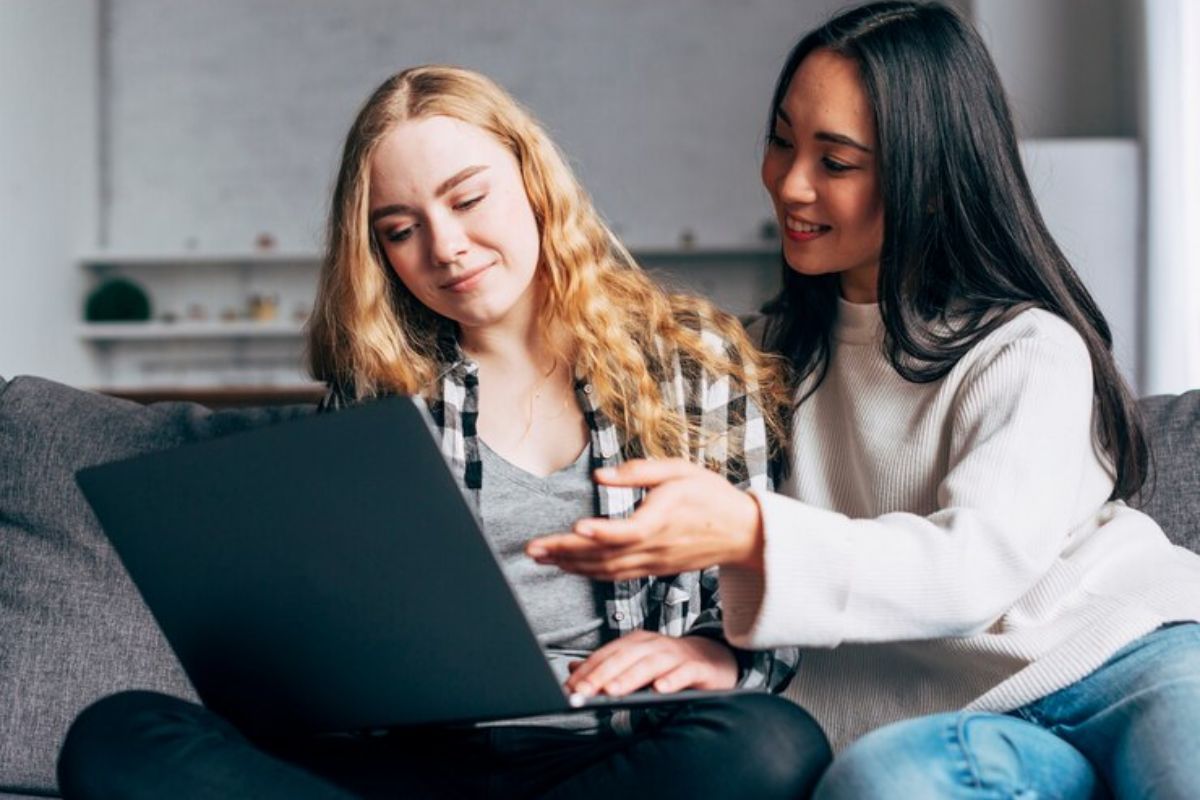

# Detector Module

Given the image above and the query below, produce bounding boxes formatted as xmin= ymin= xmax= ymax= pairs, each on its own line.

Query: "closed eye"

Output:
xmin=822 ymin=157 xmax=855 ymax=174
xmin=383 ymin=226 xmax=415 ymax=244
xmin=455 ymin=195 xmax=485 ymax=211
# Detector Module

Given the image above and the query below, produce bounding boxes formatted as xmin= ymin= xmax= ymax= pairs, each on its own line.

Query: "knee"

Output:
xmin=57 ymin=690 xmax=205 ymax=798
xmin=817 ymin=712 xmax=1025 ymax=800
xmin=814 ymin=711 xmax=1098 ymax=800
xmin=814 ymin=718 xmax=951 ymax=800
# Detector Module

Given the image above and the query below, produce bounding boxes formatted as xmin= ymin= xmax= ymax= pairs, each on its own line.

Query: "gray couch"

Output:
xmin=1 ymin=374 xmax=1197 ymax=798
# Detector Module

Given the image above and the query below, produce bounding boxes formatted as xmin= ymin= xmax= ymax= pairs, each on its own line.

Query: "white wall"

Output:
xmin=0 ymin=1 xmax=100 ymax=386
xmin=973 ymin=0 xmax=1140 ymax=137
xmin=1021 ymin=140 xmax=1140 ymax=387
xmin=0 ymin=1 xmax=1153 ymax=391
xmin=74 ymin=0 xmax=859 ymax=389
xmin=102 ymin=0 xmax=850 ymax=254
xmin=974 ymin=0 xmax=1147 ymax=389
xmin=1142 ymin=0 xmax=1200 ymax=395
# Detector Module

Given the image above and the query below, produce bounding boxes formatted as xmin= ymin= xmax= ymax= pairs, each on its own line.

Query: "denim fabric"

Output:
xmin=814 ymin=623 xmax=1200 ymax=799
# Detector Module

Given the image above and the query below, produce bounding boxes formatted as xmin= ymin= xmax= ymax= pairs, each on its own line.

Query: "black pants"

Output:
xmin=58 ymin=690 xmax=830 ymax=799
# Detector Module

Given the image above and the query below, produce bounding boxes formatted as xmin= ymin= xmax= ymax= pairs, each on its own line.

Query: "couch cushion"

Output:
xmin=0 ymin=376 xmax=313 ymax=796
xmin=1135 ymin=391 xmax=1200 ymax=553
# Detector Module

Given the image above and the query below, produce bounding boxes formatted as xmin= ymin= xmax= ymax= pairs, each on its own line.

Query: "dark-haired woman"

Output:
xmin=530 ymin=2 xmax=1200 ymax=796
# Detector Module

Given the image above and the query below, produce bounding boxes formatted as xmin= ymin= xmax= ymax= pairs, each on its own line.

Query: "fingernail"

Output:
xmin=527 ymin=546 xmax=546 ymax=558
xmin=594 ymin=467 xmax=614 ymax=480
xmin=576 ymin=682 xmax=593 ymax=696
xmin=574 ymin=524 xmax=593 ymax=538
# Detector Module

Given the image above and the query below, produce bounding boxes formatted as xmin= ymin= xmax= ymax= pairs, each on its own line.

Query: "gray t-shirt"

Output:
xmin=477 ymin=439 xmax=610 ymax=730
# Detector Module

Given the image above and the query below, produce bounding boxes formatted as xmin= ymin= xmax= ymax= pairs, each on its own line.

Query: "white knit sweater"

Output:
xmin=721 ymin=299 xmax=1200 ymax=752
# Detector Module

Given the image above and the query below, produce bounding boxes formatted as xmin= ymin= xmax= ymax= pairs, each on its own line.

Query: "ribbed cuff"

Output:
xmin=721 ymin=489 xmax=859 ymax=649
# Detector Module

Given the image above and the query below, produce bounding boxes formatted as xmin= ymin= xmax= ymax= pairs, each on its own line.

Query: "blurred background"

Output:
xmin=1 ymin=0 xmax=1197 ymax=403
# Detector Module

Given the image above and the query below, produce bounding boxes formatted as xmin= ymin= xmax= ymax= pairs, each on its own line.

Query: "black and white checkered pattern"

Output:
xmin=320 ymin=324 xmax=798 ymax=695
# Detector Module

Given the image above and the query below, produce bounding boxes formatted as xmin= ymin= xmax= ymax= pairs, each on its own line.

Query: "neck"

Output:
xmin=456 ymin=284 xmax=547 ymax=367
xmin=839 ymin=264 xmax=880 ymax=304
xmin=460 ymin=327 xmax=550 ymax=372
xmin=458 ymin=303 xmax=556 ymax=374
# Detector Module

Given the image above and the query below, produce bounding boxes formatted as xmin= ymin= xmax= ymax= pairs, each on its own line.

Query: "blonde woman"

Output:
xmin=57 ymin=66 xmax=830 ymax=799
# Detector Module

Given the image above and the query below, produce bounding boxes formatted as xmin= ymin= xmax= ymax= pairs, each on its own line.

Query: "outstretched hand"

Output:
xmin=526 ymin=458 xmax=764 ymax=581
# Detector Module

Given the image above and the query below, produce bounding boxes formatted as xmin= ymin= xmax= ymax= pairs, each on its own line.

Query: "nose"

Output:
xmin=773 ymin=157 xmax=818 ymax=207
xmin=427 ymin=212 xmax=470 ymax=267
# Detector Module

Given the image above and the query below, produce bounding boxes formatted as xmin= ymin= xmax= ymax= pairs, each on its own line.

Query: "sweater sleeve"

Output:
xmin=720 ymin=320 xmax=1108 ymax=649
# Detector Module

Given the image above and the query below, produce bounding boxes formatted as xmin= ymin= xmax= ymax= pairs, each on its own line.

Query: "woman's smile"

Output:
xmin=783 ymin=216 xmax=832 ymax=242
xmin=440 ymin=262 xmax=494 ymax=292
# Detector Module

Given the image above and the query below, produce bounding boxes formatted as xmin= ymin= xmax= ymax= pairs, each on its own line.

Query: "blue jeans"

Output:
xmin=814 ymin=622 xmax=1200 ymax=799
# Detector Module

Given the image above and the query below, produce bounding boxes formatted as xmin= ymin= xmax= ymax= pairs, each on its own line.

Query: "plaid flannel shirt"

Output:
xmin=320 ymin=323 xmax=798 ymax=694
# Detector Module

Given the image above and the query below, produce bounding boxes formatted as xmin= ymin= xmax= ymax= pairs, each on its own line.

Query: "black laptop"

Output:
xmin=76 ymin=396 xmax=745 ymax=737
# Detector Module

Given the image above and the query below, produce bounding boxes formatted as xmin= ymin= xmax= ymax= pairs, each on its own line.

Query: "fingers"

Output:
xmin=589 ymin=651 xmax=680 ymax=697
xmin=652 ymin=660 xmax=707 ymax=693
xmin=570 ymin=487 xmax=676 ymax=544
xmin=525 ymin=525 xmax=647 ymax=556
xmin=524 ymin=531 xmax=661 ymax=580
xmin=568 ymin=636 xmax=734 ymax=696
xmin=540 ymin=462 xmax=707 ymax=547
xmin=564 ymin=631 xmax=651 ymax=693
xmin=525 ymin=532 xmax=606 ymax=559
xmin=554 ymin=552 xmax=661 ymax=581
xmin=591 ymin=458 xmax=703 ymax=489
xmin=571 ymin=516 xmax=651 ymax=545
xmin=566 ymin=632 xmax=686 ymax=698
xmin=575 ymin=471 xmax=715 ymax=544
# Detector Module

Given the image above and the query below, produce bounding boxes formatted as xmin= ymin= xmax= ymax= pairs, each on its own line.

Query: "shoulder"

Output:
xmin=653 ymin=308 xmax=757 ymax=414
xmin=992 ymin=307 xmax=1086 ymax=349
xmin=945 ymin=308 xmax=1096 ymax=427
xmin=738 ymin=312 xmax=773 ymax=350
xmin=660 ymin=306 xmax=746 ymax=369
xmin=960 ymin=307 xmax=1091 ymax=376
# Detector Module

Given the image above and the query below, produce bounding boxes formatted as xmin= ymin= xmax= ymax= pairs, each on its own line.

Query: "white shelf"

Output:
xmin=78 ymin=247 xmax=780 ymax=270
xmin=74 ymin=245 xmax=780 ymax=389
xmin=79 ymin=321 xmax=307 ymax=341
xmin=632 ymin=246 xmax=779 ymax=261
xmin=80 ymin=251 xmax=321 ymax=270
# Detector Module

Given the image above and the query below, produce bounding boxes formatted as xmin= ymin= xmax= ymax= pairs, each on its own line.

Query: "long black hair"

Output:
xmin=761 ymin=0 xmax=1148 ymax=500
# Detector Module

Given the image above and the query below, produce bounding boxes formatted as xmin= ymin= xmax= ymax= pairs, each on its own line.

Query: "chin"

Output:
xmin=782 ymin=259 xmax=828 ymax=279
xmin=446 ymin=300 xmax=515 ymax=329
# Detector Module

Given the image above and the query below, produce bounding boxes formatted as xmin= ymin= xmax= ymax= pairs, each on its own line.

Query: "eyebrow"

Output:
xmin=369 ymin=165 xmax=490 ymax=223
xmin=774 ymin=109 xmax=873 ymax=154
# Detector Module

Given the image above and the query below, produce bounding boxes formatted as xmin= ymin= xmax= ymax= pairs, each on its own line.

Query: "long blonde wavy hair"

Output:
xmin=307 ymin=65 xmax=787 ymax=459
